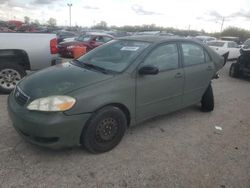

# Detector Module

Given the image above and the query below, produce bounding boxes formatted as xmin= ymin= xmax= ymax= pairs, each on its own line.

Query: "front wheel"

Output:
xmin=0 ymin=63 xmax=26 ymax=94
xmin=81 ymin=106 xmax=127 ymax=153
xmin=201 ymin=84 xmax=214 ymax=112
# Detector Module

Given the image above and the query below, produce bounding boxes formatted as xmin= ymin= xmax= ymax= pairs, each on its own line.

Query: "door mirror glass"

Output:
xmin=138 ymin=66 xmax=159 ymax=75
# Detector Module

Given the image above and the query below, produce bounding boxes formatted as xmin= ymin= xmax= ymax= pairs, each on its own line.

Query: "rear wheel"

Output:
xmin=81 ymin=106 xmax=127 ymax=153
xmin=229 ymin=63 xmax=240 ymax=78
xmin=201 ymin=84 xmax=214 ymax=112
xmin=0 ymin=63 xmax=26 ymax=94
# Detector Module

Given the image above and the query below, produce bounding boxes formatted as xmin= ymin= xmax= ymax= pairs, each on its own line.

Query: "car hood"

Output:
xmin=18 ymin=62 xmax=114 ymax=99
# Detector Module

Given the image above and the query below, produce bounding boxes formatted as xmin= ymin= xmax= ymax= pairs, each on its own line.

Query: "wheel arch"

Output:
xmin=0 ymin=49 xmax=31 ymax=70
xmin=94 ymin=103 xmax=131 ymax=127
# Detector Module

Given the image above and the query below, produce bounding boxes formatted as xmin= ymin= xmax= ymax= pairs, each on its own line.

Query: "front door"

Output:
xmin=136 ymin=43 xmax=184 ymax=122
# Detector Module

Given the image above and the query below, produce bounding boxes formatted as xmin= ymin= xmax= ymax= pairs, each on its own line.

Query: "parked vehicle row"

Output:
xmin=57 ymin=31 xmax=250 ymax=62
xmin=8 ymin=36 xmax=226 ymax=153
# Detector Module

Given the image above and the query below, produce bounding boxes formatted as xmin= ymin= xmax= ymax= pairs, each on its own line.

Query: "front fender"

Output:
xmin=64 ymin=74 xmax=136 ymax=119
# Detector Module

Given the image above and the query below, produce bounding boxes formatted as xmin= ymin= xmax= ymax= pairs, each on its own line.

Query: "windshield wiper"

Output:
xmin=70 ymin=59 xmax=83 ymax=67
xmin=72 ymin=59 xmax=82 ymax=64
xmin=82 ymin=62 xmax=110 ymax=74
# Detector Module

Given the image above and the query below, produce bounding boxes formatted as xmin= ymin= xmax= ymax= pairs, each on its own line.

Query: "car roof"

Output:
xmin=119 ymin=35 xmax=200 ymax=44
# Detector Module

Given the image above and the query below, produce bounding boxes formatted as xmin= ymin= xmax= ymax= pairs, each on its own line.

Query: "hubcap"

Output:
xmin=95 ymin=117 xmax=118 ymax=143
xmin=0 ymin=69 xmax=21 ymax=90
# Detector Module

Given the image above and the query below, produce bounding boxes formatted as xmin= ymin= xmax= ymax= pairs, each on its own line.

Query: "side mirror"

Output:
xmin=138 ymin=65 xmax=159 ymax=75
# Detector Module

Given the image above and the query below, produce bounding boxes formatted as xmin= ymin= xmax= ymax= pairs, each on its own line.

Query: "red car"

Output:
xmin=58 ymin=33 xmax=114 ymax=57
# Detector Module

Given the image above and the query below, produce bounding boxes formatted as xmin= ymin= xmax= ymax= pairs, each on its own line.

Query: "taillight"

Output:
xmin=50 ymin=38 xmax=58 ymax=54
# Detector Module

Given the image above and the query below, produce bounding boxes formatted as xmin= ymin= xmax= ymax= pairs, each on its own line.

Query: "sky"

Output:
xmin=1 ymin=0 xmax=250 ymax=32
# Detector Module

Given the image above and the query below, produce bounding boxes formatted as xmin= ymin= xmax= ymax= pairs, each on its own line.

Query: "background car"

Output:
xmin=229 ymin=48 xmax=250 ymax=78
xmin=220 ymin=36 xmax=240 ymax=44
xmin=55 ymin=30 xmax=78 ymax=43
xmin=207 ymin=40 xmax=241 ymax=60
xmin=58 ymin=33 xmax=114 ymax=57
xmin=241 ymin=38 xmax=250 ymax=49
xmin=195 ymin=36 xmax=217 ymax=43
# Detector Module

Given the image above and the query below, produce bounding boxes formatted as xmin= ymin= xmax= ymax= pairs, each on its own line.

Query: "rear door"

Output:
xmin=181 ymin=42 xmax=215 ymax=107
xmin=136 ymin=43 xmax=184 ymax=122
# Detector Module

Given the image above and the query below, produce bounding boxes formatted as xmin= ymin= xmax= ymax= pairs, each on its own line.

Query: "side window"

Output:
xmin=96 ymin=36 xmax=105 ymax=42
xmin=182 ymin=43 xmax=205 ymax=66
xmin=143 ymin=44 xmax=179 ymax=71
xmin=103 ymin=36 xmax=113 ymax=43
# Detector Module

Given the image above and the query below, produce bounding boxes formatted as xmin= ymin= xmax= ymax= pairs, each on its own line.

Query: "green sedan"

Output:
xmin=8 ymin=36 xmax=225 ymax=153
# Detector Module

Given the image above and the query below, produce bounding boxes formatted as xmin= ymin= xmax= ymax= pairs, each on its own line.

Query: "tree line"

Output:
xmin=92 ymin=21 xmax=250 ymax=42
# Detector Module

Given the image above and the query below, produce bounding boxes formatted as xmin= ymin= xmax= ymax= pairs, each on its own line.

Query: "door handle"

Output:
xmin=175 ymin=72 xmax=183 ymax=78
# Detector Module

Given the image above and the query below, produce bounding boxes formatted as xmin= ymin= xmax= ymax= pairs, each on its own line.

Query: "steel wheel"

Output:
xmin=81 ymin=106 xmax=127 ymax=153
xmin=95 ymin=117 xmax=118 ymax=143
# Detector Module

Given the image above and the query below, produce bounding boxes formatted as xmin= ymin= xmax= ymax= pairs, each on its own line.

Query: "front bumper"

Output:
xmin=8 ymin=92 xmax=91 ymax=149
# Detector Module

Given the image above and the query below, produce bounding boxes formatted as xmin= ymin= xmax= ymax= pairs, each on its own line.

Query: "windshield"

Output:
xmin=207 ymin=41 xmax=225 ymax=47
xmin=78 ymin=40 xmax=150 ymax=73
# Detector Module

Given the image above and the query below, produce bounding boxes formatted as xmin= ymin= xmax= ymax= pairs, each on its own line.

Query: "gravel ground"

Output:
xmin=0 ymin=61 xmax=249 ymax=188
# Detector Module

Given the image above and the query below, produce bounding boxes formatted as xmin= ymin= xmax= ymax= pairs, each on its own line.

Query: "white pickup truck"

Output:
xmin=207 ymin=40 xmax=241 ymax=60
xmin=0 ymin=32 xmax=59 ymax=93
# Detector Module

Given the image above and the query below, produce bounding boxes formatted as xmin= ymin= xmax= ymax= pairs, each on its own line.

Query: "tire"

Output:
xmin=201 ymin=84 xmax=214 ymax=112
xmin=229 ymin=63 xmax=240 ymax=78
xmin=81 ymin=106 xmax=127 ymax=153
xmin=0 ymin=62 xmax=26 ymax=94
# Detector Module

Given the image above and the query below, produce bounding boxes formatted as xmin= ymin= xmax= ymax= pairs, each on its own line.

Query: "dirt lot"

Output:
xmin=0 ymin=62 xmax=249 ymax=188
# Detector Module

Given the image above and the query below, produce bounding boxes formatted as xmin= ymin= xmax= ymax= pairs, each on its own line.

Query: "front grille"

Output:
xmin=14 ymin=87 xmax=30 ymax=106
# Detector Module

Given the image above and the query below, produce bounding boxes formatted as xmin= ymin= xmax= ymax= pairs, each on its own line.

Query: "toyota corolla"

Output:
xmin=8 ymin=36 xmax=225 ymax=153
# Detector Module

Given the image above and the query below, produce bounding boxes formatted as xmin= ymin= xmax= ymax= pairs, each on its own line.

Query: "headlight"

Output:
xmin=27 ymin=96 xmax=76 ymax=112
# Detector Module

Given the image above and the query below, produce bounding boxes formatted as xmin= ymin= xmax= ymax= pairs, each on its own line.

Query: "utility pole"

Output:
xmin=67 ymin=3 xmax=72 ymax=28
xmin=220 ymin=17 xmax=225 ymax=33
